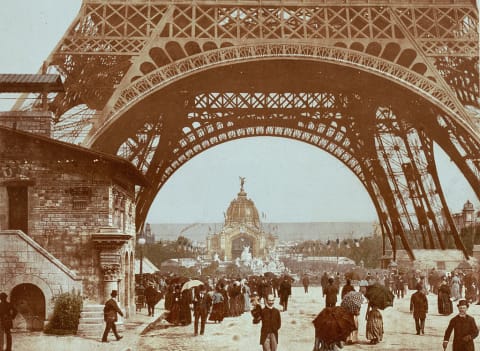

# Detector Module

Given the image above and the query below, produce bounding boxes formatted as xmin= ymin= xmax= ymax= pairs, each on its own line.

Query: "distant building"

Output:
xmin=144 ymin=223 xmax=155 ymax=244
xmin=300 ymin=256 xmax=356 ymax=265
xmin=206 ymin=179 xmax=276 ymax=261
xmin=384 ymin=249 xmax=471 ymax=272
xmin=160 ymin=258 xmax=198 ymax=271
xmin=451 ymin=200 xmax=478 ymax=230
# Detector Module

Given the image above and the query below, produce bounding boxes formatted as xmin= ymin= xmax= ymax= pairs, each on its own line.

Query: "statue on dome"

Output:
xmin=239 ymin=176 xmax=246 ymax=192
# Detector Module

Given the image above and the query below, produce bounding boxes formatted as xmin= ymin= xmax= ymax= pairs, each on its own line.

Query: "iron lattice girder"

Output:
xmin=58 ymin=1 xmax=477 ymax=56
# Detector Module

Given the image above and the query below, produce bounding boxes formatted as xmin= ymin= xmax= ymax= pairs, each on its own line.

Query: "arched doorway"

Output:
xmin=231 ymin=235 xmax=254 ymax=260
xmin=10 ymin=283 xmax=46 ymax=331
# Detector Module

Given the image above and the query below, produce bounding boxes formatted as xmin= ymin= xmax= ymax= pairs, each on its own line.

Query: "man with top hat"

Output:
xmin=410 ymin=282 xmax=428 ymax=335
xmin=192 ymin=285 xmax=211 ymax=336
xmin=102 ymin=290 xmax=124 ymax=343
xmin=443 ymin=299 xmax=478 ymax=351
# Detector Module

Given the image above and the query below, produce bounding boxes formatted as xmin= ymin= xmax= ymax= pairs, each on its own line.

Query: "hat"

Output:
xmin=415 ymin=283 xmax=423 ymax=291
xmin=111 ymin=290 xmax=118 ymax=297
xmin=0 ymin=292 xmax=7 ymax=300
xmin=457 ymin=299 xmax=469 ymax=307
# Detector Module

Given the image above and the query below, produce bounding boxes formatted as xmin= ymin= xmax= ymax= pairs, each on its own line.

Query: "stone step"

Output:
xmin=77 ymin=304 xmax=125 ymax=338
xmin=80 ymin=311 xmax=104 ymax=318
xmin=81 ymin=305 xmax=104 ymax=312
xmin=79 ymin=318 xmax=104 ymax=324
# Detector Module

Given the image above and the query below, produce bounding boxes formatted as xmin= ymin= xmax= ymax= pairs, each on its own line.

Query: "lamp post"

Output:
xmin=138 ymin=231 xmax=146 ymax=287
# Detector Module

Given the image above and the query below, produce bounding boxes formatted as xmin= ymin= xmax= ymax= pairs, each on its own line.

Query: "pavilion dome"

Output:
xmin=225 ymin=188 xmax=261 ymax=229
xmin=463 ymin=200 xmax=474 ymax=212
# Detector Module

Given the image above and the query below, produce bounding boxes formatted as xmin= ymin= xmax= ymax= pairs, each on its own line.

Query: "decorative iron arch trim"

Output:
xmin=87 ymin=43 xmax=476 ymax=146
xmin=135 ymin=123 xmax=384 ymax=232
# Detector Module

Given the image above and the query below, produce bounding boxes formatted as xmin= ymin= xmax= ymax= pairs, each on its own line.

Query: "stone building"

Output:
xmin=206 ymin=179 xmax=276 ymax=261
xmin=0 ymin=110 xmax=147 ymax=331
xmin=451 ymin=200 xmax=478 ymax=230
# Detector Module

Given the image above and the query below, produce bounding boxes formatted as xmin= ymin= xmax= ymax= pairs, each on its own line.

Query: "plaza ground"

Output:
xmin=11 ymin=286 xmax=480 ymax=351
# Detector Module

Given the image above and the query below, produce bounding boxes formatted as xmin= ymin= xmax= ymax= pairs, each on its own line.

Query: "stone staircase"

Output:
xmin=77 ymin=304 xmax=124 ymax=339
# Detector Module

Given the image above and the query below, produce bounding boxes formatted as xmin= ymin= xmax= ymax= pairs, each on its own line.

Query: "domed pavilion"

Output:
xmin=206 ymin=178 xmax=276 ymax=261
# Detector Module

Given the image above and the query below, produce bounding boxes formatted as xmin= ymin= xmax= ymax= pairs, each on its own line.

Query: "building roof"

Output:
xmin=135 ymin=257 xmax=160 ymax=274
xmin=0 ymin=125 xmax=148 ymax=186
xmin=0 ymin=74 xmax=64 ymax=93
xmin=396 ymin=249 xmax=468 ymax=262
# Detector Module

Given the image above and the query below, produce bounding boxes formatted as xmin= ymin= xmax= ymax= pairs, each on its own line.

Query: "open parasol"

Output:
xmin=341 ymin=291 xmax=364 ymax=315
xmin=312 ymin=306 xmax=356 ymax=344
xmin=365 ymin=283 xmax=394 ymax=309
xmin=264 ymin=272 xmax=276 ymax=279
xmin=181 ymin=279 xmax=204 ymax=292
xmin=168 ymin=276 xmax=190 ymax=285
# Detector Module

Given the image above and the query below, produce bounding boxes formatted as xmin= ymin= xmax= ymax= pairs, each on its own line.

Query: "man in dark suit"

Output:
xmin=144 ymin=282 xmax=160 ymax=317
xmin=302 ymin=274 xmax=310 ymax=294
xmin=410 ymin=283 xmax=428 ymax=335
xmin=252 ymin=294 xmax=281 ymax=351
xmin=102 ymin=290 xmax=124 ymax=343
xmin=324 ymin=277 xmax=338 ymax=307
xmin=0 ymin=292 xmax=17 ymax=351
xmin=443 ymin=299 xmax=479 ymax=351
xmin=278 ymin=277 xmax=292 ymax=311
xmin=192 ymin=285 xmax=211 ymax=336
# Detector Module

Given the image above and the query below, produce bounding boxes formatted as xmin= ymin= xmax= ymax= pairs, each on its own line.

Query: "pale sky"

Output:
xmin=0 ymin=1 xmax=478 ymax=224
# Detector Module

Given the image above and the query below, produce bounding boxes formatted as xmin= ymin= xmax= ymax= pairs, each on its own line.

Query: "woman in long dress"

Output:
xmin=438 ymin=280 xmax=453 ymax=315
xmin=451 ymin=273 xmax=461 ymax=300
xmin=366 ymin=303 xmax=383 ymax=345
xmin=243 ymin=282 xmax=251 ymax=312
xmin=208 ymin=287 xmax=225 ymax=323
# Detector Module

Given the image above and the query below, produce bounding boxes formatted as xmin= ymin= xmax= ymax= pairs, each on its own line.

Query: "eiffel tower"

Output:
xmin=17 ymin=1 xmax=479 ymax=260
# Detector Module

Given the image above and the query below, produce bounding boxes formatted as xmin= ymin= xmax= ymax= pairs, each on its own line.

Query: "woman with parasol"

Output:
xmin=364 ymin=283 xmax=393 ymax=345
xmin=365 ymin=302 xmax=383 ymax=344
xmin=312 ymin=306 xmax=356 ymax=350
xmin=166 ymin=284 xmax=182 ymax=325
xmin=341 ymin=291 xmax=364 ymax=345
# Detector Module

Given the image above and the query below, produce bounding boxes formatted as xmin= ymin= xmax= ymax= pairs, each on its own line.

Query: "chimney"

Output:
xmin=0 ymin=110 xmax=53 ymax=138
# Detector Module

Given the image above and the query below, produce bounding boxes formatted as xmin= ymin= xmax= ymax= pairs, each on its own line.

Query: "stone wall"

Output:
xmin=0 ymin=134 xmax=141 ymax=305
xmin=0 ymin=157 xmax=137 ymax=302
xmin=0 ymin=230 xmax=82 ymax=321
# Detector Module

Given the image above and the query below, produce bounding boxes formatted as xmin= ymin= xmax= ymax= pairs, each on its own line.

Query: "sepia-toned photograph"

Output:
xmin=0 ymin=1 xmax=479 ymax=350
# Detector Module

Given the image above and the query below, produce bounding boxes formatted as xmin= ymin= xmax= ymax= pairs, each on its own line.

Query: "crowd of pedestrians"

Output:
xmin=125 ymin=267 xmax=480 ymax=351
